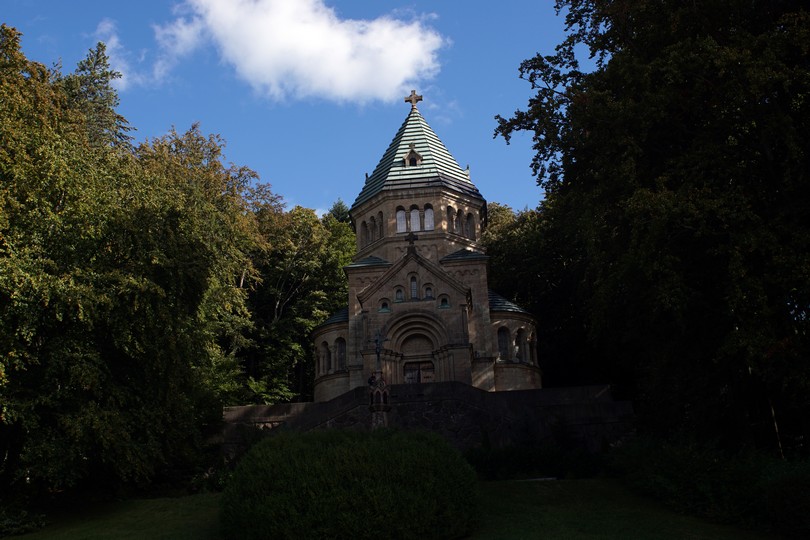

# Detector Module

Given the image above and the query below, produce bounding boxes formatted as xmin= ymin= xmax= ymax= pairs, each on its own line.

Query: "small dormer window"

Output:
xmin=403 ymin=142 xmax=422 ymax=167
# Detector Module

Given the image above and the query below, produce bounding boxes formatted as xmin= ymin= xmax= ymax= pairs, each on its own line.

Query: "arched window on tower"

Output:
xmin=396 ymin=208 xmax=407 ymax=233
xmin=369 ymin=216 xmax=377 ymax=242
xmin=497 ymin=327 xmax=510 ymax=361
xmin=447 ymin=207 xmax=455 ymax=233
xmin=466 ymin=213 xmax=475 ymax=240
xmin=515 ymin=329 xmax=527 ymax=362
xmin=378 ymin=211 xmax=385 ymax=238
xmin=410 ymin=276 xmax=418 ymax=299
xmin=335 ymin=338 xmax=346 ymax=370
xmin=321 ymin=341 xmax=332 ymax=373
xmin=410 ymin=206 xmax=421 ymax=232
xmin=424 ymin=205 xmax=434 ymax=230
xmin=455 ymin=211 xmax=463 ymax=236
xmin=361 ymin=221 xmax=369 ymax=246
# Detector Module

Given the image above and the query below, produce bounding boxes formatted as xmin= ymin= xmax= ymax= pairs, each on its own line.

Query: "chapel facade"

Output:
xmin=313 ymin=92 xmax=541 ymax=402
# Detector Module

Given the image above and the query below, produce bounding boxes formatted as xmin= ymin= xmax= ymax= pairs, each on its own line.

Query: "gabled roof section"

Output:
xmin=357 ymin=250 xmax=469 ymax=305
xmin=352 ymin=100 xmax=482 ymax=209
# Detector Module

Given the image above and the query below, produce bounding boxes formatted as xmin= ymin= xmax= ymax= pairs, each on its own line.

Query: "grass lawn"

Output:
xmin=471 ymin=478 xmax=776 ymax=540
xmin=13 ymin=478 xmax=776 ymax=539
xmin=12 ymin=492 xmax=222 ymax=540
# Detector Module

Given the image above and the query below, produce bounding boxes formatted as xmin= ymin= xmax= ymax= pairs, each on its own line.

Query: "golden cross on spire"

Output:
xmin=404 ymin=90 xmax=423 ymax=109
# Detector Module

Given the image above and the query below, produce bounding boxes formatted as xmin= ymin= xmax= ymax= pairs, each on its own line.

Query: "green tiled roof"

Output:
xmin=345 ymin=256 xmax=391 ymax=268
xmin=488 ymin=290 xmax=532 ymax=315
xmin=352 ymin=106 xmax=482 ymax=208
xmin=319 ymin=306 xmax=348 ymax=327
xmin=440 ymin=248 xmax=489 ymax=262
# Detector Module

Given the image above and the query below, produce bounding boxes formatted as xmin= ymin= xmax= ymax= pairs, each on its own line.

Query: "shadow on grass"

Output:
xmin=473 ymin=478 xmax=779 ymax=540
xmin=12 ymin=479 xmax=778 ymax=540
xmin=12 ymin=493 xmax=221 ymax=540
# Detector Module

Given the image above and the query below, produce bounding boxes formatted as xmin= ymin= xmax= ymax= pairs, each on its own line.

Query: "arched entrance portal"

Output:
xmin=401 ymin=334 xmax=435 ymax=383
xmin=386 ymin=312 xmax=447 ymax=385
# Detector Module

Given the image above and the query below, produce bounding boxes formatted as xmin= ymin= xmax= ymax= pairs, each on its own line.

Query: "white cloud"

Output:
xmin=152 ymin=16 xmax=206 ymax=80
xmin=94 ymin=19 xmax=143 ymax=90
xmin=153 ymin=0 xmax=445 ymax=103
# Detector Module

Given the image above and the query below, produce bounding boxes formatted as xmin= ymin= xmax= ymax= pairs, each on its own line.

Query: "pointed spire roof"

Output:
xmin=352 ymin=93 xmax=482 ymax=208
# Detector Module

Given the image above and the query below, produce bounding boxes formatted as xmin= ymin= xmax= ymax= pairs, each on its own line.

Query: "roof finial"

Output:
xmin=404 ymin=90 xmax=423 ymax=109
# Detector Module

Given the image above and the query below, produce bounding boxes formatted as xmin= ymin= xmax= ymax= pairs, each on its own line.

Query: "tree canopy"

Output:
xmin=0 ymin=25 xmax=354 ymax=500
xmin=494 ymin=1 xmax=810 ymax=453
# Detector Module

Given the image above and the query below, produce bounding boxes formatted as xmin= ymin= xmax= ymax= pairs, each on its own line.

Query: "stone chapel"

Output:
xmin=312 ymin=92 xmax=542 ymax=402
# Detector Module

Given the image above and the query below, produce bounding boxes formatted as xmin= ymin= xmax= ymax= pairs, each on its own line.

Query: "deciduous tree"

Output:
xmin=496 ymin=1 xmax=810 ymax=452
xmin=0 ymin=27 xmax=261 ymax=496
xmin=240 ymin=203 xmax=354 ymax=403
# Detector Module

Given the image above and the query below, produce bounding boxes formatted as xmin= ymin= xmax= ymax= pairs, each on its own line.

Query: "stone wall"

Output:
xmin=222 ymin=382 xmax=634 ymax=458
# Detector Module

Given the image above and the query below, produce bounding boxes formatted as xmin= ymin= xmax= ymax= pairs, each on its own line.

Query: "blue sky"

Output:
xmin=5 ymin=1 xmax=570 ymax=214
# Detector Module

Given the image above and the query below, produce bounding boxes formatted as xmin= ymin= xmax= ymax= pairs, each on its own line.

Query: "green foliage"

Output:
xmin=0 ymin=508 xmax=45 ymax=537
xmin=240 ymin=203 xmax=354 ymax=403
xmin=0 ymin=26 xmax=260 ymax=498
xmin=482 ymin=204 xmax=598 ymax=386
xmin=326 ymin=197 xmax=351 ymax=223
xmin=612 ymin=437 xmax=810 ymax=537
xmin=57 ymin=41 xmax=132 ymax=148
xmin=220 ymin=429 xmax=479 ymax=540
xmin=495 ymin=1 xmax=810 ymax=450
xmin=0 ymin=24 xmax=356 ymax=503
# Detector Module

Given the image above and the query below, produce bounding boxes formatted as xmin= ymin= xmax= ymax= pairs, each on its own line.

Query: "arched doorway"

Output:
xmin=401 ymin=334 xmax=435 ymax=384
xmin=386 ymin=312 xmax=448 ymax=385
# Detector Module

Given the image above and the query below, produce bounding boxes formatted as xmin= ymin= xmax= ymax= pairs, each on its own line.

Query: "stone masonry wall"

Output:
xmin=222 ymin=382 xmax=634 ymax=458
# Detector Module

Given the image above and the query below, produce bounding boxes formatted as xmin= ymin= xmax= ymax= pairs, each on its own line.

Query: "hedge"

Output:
xmin=220 ymin=429 xmax=479 ymax=540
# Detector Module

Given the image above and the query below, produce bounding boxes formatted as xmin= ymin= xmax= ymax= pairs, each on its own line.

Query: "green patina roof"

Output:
xmin=440 ymin=248 xmax=489 ymax=262
xmin=345 ymin=256 xmax=391 ymax=268
xmin=352 ymin=104 xmax=482 ymax=209
xmin=319 ymin=306 xmax=349 ymax=327
xmin=488 ymin=290 xmax=532 ymax=315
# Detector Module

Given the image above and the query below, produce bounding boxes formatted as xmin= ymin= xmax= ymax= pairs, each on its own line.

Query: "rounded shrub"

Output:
xmin=220 ymin=429 xmax=479 ymax=540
